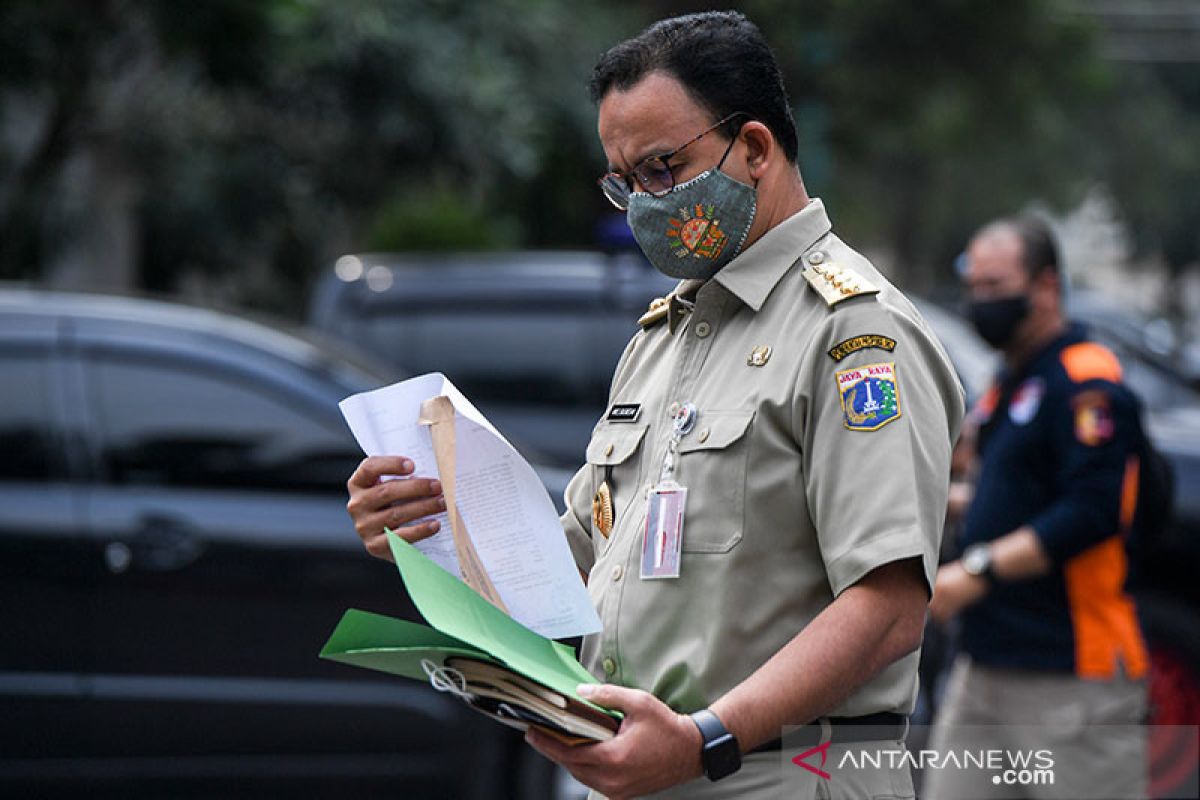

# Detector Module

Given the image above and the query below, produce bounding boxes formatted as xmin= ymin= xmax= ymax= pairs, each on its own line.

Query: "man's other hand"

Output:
xmin=525 ymin=684 xmax=703 ymax=800
xmin=346 ymin=456 xmax=445 ymax=560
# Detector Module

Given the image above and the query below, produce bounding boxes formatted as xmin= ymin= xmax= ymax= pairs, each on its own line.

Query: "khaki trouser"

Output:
xmin=587 ymin=737 xmax=916 ymax=799
xmin=924 ymin=656 xmax=1147 ymax=800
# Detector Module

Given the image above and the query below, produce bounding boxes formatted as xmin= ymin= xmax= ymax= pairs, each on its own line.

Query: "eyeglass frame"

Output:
xmin=597 ymin=111 xmax=749 ymax=211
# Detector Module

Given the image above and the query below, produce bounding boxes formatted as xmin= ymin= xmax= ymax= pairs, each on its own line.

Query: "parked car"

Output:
xmin=308 ymin=251 xmax=676 ymax=471
xmin=0 ymin=287 xmax=574 ymax=798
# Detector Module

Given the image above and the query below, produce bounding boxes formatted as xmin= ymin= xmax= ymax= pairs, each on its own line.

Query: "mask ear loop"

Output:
xmin=716 ymin=118 xmax=762 ymax=192
xmin=421 ymin=658 xmax=474 ymax=702
xmin=715 ymin=125 xmax=741 ymax=172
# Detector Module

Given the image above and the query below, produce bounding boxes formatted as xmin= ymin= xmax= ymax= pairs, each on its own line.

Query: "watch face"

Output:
xmin=963 ymin=546 xmax=990 ymax=576
xmin=704 ymin=732 xmax=741 ymax=781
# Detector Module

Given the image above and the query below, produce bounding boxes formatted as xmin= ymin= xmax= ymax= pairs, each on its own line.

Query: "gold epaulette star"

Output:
xmin=800 ymin=250 xmax=880 ymax=307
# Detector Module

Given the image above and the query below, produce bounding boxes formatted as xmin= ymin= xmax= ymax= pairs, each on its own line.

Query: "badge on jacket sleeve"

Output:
xmin=1009 ymin=377 xmax=1044 ymax=425
xmin=836 ymin=362 xmax=901 ymax=432
xmin=1073 ymin=389 xmax=1114 ymax=446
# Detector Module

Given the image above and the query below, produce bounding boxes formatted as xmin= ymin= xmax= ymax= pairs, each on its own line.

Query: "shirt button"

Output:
xmin=602 ymin=658 xmax=616 ymax=675
xmin=695 ymin=320 xmax=712 ymax=338
xmin=698 ymin=428 xmax=710 ymax=443
xmin=807 ymin=251 xmax=826 ymax=265
xmin=611 ymin=564 xmax=623 ymax=582
xmin=604 ymin=443 xmax=614 ymax=457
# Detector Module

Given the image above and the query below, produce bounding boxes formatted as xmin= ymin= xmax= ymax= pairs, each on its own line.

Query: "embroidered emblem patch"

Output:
xmin=667 ymin=203 xmax=728 ymax=260
xmin=1008 ymin=377 xmax=1045 ymax=425
xmin=827 ymin=334 xmax=897 ymax=362
xmin=836 ymin=362 xmax=901 ymax=432
xmin=1073 ymin=389 xmax=1114 ymax=446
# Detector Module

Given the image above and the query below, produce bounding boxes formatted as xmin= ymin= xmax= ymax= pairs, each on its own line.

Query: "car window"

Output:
xmin=89 ymin=355 xmax=361 ymax=493
xmin=0 ymin=349 xmax=66 ymax=481
xmin=1086 ymin=330 xmax=1197 ymax=412
xmin=359 ymin=310 xmax=602 ymax=406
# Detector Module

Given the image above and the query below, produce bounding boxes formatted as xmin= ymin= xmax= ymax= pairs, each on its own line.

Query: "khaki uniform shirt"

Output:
xmin=561 ymin=198 xmax=965 ymax=721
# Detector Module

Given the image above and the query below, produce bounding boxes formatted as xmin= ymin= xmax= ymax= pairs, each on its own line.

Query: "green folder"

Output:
xmin=320 ymin=532 xmax=617 ymax=719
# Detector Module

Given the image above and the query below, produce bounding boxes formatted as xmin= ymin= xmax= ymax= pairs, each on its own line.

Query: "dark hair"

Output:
xmin=588 ymin=11 xmax=799 ymax=163
xmin=979 ymin=215 xmax=1061 ymax=278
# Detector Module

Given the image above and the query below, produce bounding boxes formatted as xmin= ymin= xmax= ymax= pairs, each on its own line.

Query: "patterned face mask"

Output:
xmin=626 ymin=168 xmax=757 ymax=280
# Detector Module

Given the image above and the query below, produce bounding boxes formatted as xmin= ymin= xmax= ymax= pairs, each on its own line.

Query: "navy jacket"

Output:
xmin=959 ymin=324 xmax=1147 ymax=677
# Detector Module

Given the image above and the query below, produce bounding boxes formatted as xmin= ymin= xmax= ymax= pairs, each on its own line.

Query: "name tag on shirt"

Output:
xmin=607 ymin=403 xmax=642 ymax=423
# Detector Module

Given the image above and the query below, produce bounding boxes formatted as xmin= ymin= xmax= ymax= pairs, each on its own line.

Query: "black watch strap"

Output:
xmin=690 ymin=709 xmax=742 ymax=782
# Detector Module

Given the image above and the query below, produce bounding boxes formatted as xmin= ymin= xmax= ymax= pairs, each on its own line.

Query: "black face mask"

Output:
xmin=968 ymin=294 xmax=1030 ymax=349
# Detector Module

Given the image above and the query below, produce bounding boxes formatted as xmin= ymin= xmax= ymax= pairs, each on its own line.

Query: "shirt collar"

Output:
xmin=713 ymin=198 xmax=833 ymax=312
xmin=999 ymin=321 xmax=1090 ymax=387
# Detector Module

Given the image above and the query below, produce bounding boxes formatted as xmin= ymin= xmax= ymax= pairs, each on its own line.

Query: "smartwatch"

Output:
xmin=690 ymin=709 xmax=741 ymax=782
xmin=961 ymin=543 xmax=995 ymax=582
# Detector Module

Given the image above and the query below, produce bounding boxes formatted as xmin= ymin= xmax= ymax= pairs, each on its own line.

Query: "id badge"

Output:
xmin=640 ymin=481 xmax=686 ymax=579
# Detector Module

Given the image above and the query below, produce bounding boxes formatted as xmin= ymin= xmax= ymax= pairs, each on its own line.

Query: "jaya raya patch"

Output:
xmin=836 ymin=362 xmax=902 ymax=431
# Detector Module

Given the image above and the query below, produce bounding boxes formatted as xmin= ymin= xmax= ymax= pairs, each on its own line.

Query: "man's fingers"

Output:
xmin=363 ymin=519 xmax=441 ymax=559
xmin=358 ymin=509 xmax=441 ymax=545
xmin=374 ymin=477 xmax=443 ymax=507
xmin=347 ymin=455 xmax=414 ymax=490
xmin=525 ymin=729 xmax=606 ymax=769
xmin=347 ymin=477 xmax=442 ymax=518
xmin=577 ymin=683 xmax=646 ymax=715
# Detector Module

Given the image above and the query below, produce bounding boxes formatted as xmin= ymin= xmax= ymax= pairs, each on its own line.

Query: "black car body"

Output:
xmin=0 ymin=288 xmax=567 ymax=798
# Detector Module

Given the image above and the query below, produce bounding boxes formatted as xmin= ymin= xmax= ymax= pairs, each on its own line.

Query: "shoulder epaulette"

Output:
xmin=638 ymin=296 xmax=671 ymax=329
xmin=800 ymin=249 xmax=880 ymax=308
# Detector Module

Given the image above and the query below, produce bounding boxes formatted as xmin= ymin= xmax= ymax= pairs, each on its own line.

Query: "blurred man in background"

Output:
xmin=928 ymin=216 xmax=1148 ymax=799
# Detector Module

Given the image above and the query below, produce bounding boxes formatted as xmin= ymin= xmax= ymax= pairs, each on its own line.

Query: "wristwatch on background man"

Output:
xmin=690 ymin=709 xmax=741 ymax=781
xmin=961 ymin=543 xmax=995 ymax=583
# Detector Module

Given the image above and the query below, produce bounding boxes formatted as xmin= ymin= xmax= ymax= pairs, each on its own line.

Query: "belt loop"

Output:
xmin=818 ymin=716 xmax=833 ymax=745
xmin=899 ymin=715 xmax=910 ymax=742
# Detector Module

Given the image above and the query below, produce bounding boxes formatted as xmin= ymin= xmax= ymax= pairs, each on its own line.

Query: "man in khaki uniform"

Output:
xmin=346 ymin=11 xmax=963 ymax=799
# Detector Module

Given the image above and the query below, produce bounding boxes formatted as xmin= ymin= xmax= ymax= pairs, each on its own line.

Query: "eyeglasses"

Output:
xmin=597 ymin=112 xmax=747 ymax=211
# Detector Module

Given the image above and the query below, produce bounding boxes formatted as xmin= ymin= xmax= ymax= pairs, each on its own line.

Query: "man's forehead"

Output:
xmin=967 ymin=228 xmax=1025 ymax=277
xmin=596 ymin=71 xmax=713 ymax=170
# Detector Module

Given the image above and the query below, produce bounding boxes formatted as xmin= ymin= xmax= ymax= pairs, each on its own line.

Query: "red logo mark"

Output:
xmin=791 ymin=740 xmax=832 ymax=780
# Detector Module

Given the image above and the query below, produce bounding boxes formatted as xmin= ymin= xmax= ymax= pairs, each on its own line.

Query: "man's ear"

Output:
xmin=739 ymin=121 xmax=774 ymax=182
xmin=1032 ymin=267 xmax=1061 ymax=309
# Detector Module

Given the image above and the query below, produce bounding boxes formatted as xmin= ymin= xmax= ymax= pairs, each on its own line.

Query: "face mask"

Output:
xmin=626 ymin=169 xmax=757 ymax=280
xmin=968 ymin=294 xmax=1031 ymax=349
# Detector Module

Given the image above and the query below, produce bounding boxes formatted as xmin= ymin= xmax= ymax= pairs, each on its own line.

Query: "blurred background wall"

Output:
xmin=0 ymin=0 xmax=1196 ymax=323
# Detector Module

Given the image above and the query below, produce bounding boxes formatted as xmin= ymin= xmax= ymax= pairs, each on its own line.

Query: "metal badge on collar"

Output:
xmin=836 ymin=362 xmax=902 ymax=431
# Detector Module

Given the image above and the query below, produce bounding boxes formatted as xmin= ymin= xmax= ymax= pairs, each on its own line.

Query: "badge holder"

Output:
xmin=640 ymin=403 xmax=696 ymax=580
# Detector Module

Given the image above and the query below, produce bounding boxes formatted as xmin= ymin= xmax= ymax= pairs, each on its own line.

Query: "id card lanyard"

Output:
xmin=640 ymin=402 xmax=695 ymax=579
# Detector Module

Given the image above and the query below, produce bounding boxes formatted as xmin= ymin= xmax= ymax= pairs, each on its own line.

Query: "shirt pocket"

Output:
xmin=585 ymin=422 xmax=649 ymax=545
xmin=675 ymin=408 xmax=754 ymax=554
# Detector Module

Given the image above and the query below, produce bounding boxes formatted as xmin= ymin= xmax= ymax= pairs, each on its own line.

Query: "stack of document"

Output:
xmin=442 ymin=658 xmax=619 ymax=744
xmin=321 ymin=534 xmax=620 ymax=745
xmin=326 ymin=374 xmax=615 ymax=743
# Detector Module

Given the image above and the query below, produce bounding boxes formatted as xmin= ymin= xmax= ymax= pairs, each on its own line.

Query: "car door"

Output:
xmin=0 ymin=313 xmax=96 ymax=764
xmin=71 ymin=318 xmax=471 ymax=788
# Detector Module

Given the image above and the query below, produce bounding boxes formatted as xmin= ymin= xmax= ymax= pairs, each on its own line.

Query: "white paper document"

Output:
xmin=339 ymin=373 xmax=600 ymax=638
